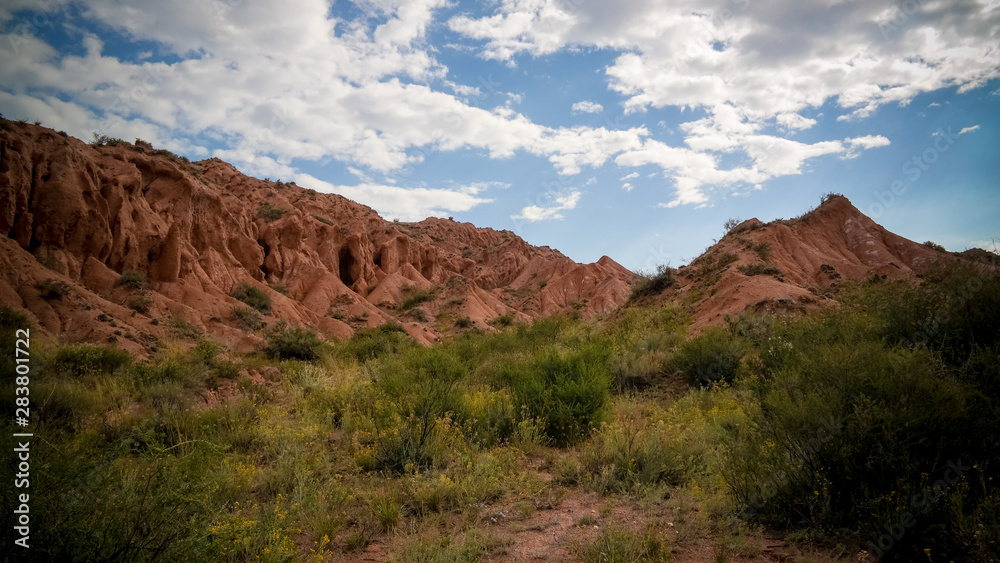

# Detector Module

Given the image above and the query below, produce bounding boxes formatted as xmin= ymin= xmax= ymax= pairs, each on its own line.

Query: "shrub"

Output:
xmin=488 ymin=312 xmax=516 ymax=328
xmin=36 ymin=278 xmax=71 ymax=300
xmin=168 ymin=316 xmax=202 ymax=340
xmin=269 ymin=281 xmax=290 ymax=296
xmin=89 ymin=132 xmax=126 ymax=147
xmin=501 ymin=342 xmax=612 ymax=446
xmin=52 ymin=344 xmax=132 ymax=377
xmin=575 ymin=525 xmax=669 ymax=563
xmin=629 ymin=264 xmax=675 ymax=301
xmin=258 ymin=202 xmax=287 ymax=222
xmin=924 ymin=240 xmax=947 ymax=252
xmin=311 ymin=214 xmax=333 ymax=226
xmin=125 ymin=292 xmax=153 ymax=314
xmin=401 ymin=287 xmax=436 ymax=310
xmin=752 ymin=241 xmax=771 ymax=262
xmin=229 ymin=282 xmax=271 ymax=313
xmin=665 ymin=328 xmax=745 ymax=387
xmin=723 ymin=217 xmax=741 ymax=233
xmin=264 ymin=325 xmax=322 ymax=361
xmin=119 ymin=269 xmax=147 ymax=289
xmin=737 ymin=263 xmax=782 ymax=277
xmin=342 ymin=323 xmax=413 ymax=362
xmin=352 ymin=347 xmax=467 ymax=472
xmin=232 ymin=305 xmax=264 ymax=331
xmin=454 ymin=316 xmax=473 ymax=329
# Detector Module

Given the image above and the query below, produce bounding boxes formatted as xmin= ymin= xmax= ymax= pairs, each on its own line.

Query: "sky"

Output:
xmin=1 ymin=0 xmax=998 ymax=272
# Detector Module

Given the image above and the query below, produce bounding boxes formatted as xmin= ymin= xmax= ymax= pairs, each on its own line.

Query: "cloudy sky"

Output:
xmin=2 ymin=0 xmax=998 ymax=270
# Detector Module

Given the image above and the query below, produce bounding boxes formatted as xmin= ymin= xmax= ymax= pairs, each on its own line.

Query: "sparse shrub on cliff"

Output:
xmin=723 ymin=217 xmax=741 ymax=233
xmin=89 ymin=132 xmax=126 ymax=147
xmin=401 ymin=286 xmax=436 ymax=310
xmin=125 ymin=292 xmax=153 ymax=314
xmin=232 ymin=305 xmax=265 ymax=331
xmin=752 ymin=241 xmax=771 ymax=261
xmin=119 ymin=269 xmax=148 ymax=290
xmin=229 ymin=282 xmax=272 ymax=314
xmin=629 ymin=264 xmax=676 ymax=301
xmin=36 ymin=278 xmax=71 ymax=300
xmin=258 ymin=202 xmax=287 ymax=222
xmin=737 ymin=263 xmax=782 ymax=278
xmin=488 ymin=312 xmax=516 ymax=328
xmin=924 ymin=240 xmax=946 ymax=252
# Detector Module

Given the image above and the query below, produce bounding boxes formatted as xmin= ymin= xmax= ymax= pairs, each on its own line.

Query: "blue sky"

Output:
xmin=1 ymin=0 xmax=998 ymax=271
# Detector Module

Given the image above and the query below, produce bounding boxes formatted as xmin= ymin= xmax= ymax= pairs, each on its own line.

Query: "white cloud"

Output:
xmin=775 ymin=112 xmax=817 ymax=131
xmin=620 ymin=172 xmax=639 ymax=180
xmin=298 ymin=173 xmax=493 ymax=221
xmin=959 ymin=125 xmax=981 ymax=135
xmin=970 ymin=239 xmax=1000 ymax=253
xmin=512 ymin=189 xmax=581 ymax=222
xmin=451 ymin=0 xmax=997 ymax=206
xmin=572 ymin=100 xmax=603 ymax=114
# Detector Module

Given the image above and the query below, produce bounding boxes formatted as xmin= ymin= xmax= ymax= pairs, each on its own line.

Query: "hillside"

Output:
xmin=0 ymin=120 xmax=635 ymax=354
xmin=647 ymin=194 xmax=964 ymax=328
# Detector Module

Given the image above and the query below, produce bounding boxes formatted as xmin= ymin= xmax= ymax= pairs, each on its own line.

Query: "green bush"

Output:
xmin=501 ymin=341 xmax=612 ymax=446
xmin=36 ymin=278 xmax=71 ymax=300
xmin=737 ymin=263 xmax=781 ymax=277
xmin=351 ymin=347 xmax=468 ymax=473
xmin=665 ymin=328 xmax=745 ymax=387
xmin=401 ymin=287 xmax=436 ymax=310
xmin=119 ymin=269 xmax=148 ymax=289
xmin=125 ymin=292 xmax=153 ymax=314
xmin=51 ymin=344 xmax=132 ymax=377
xmin=629 ymin=264 xmax=675 ymax=301
xmin=575 ymin=525 xmax=669 ymax=563
xmin=229 ymin=281 xmax=272 ymax=314
xmin=488 ymin=312 xmax=516 ymax=328
xmin=264 ymin=325 xmax=322 ymax=361
xmin=258 ymin=202 xmax=287 ymax=222
xmin=232 ymin=305 xmax=264 ymax=331
xmin=719 ymin=275 xmax=1000 ymax=560
xmin=342 ymin=323 xmax=413 ymax=362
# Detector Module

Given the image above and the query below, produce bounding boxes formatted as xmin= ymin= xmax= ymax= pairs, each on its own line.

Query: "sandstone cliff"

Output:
xmin=0 ymin=121 xmax=635 ymax=354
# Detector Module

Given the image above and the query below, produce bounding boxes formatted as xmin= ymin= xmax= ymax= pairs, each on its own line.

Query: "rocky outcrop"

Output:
xmin=0 ymin=121 xmax=636 ymax=353
xmin=670 ymin=195 xmax=959 ymax=328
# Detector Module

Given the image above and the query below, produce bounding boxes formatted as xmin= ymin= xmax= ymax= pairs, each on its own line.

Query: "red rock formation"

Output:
xmin=671 ymin=194 xmax=957 ymax=329
xmin=0 ymin=121 xmax=636 ymax=352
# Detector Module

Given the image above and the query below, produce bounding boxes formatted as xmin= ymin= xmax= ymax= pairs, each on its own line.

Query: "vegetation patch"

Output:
xmin=258 ymin=202 xmax=288 ymax=222
xmin=229 ymin=281 xmax=272 ymax=313
xmin=36 ymin=278 xmax=71 ymax=300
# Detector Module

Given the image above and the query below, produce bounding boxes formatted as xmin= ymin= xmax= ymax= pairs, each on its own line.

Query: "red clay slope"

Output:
xmin=0 ymin=121 xmax=635 ymax=354
xmin=672 ymin=194 xmax=954 ymax=329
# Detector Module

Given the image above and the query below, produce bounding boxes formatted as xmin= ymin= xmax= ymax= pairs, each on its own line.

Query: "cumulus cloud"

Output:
xmin=572 ymin=100 xmax=603 ymax=114
xmin=297 ymin=173 xmax=493 ymax=221
xmin=451 ymin=0 xmax=996 ymax=205
xmin=512 ymin=189 xmax=581 ymax=222
xmin=1 ymin=0 xmax=988 ymax=217
xmin=959 ymin=125 xmax=981 ymax=135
